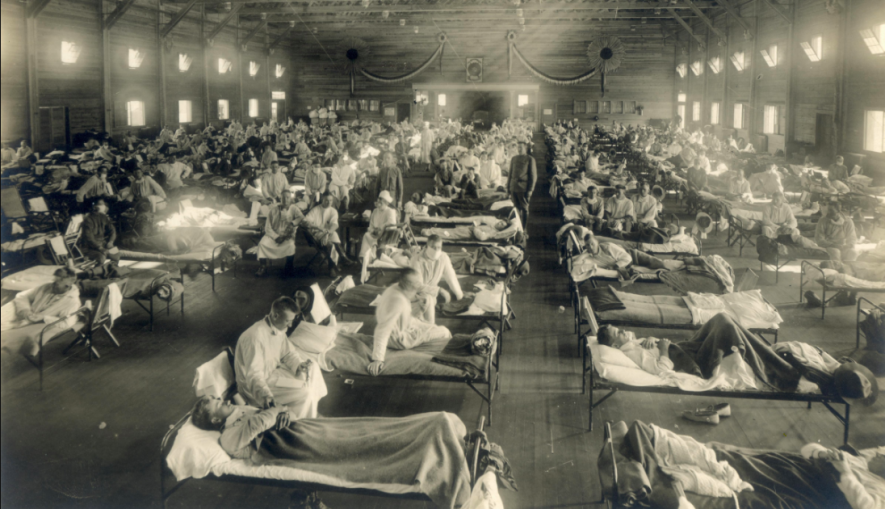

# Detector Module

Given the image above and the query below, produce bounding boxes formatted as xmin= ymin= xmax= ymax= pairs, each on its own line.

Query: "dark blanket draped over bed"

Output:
xmin=78 ymin=268 xmax=180 ymax=301
xmin=252 ymin=412 xmax=472 ymax=509
xmin=599 ymin=420 xmax=852 ymax=509
xmin=757 ymin=236 xmax=829 ymax=265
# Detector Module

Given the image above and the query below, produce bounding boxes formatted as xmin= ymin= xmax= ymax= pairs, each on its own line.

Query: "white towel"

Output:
xmin=107 ymin=282 xmax=123 ymax=327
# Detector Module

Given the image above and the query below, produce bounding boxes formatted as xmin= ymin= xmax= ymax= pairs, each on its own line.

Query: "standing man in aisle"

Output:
xmin=507 ymin=141 xmax=537 ymax=231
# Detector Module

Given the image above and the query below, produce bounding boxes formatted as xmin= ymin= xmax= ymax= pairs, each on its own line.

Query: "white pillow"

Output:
xmin=166 ymin=417 xmax=230 ymax=481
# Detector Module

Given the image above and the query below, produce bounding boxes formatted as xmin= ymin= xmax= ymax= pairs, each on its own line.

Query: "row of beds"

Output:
xmin=157 ymin=190 xmax=526 ymax=505
xmin=548 ymin=131 xmax=885 ymax=508
xmin=546 ymin=131 xmax=873 ymax=445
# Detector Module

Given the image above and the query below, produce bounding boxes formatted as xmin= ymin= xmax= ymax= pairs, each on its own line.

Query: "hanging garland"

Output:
xmin=507 ymin=32 xmax=598 ymax=85
xmin=349 ymin=33 xmax=448 ymax=87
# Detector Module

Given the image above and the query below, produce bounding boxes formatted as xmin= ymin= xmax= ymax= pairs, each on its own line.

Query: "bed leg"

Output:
xmin=843 ymin=404 xmax=850 ymax=445
xmin=807 ymin=401 xmax=812 ymax=410
xmin=150 ymin=293 xmax=154 ymax=332
xmin=821 ymin=288 xmax=826 ymax=320
xmin=589 ymin=387 xmax=594 ymax=431
xmin=582 ymin=339 xmax=587 ymax=395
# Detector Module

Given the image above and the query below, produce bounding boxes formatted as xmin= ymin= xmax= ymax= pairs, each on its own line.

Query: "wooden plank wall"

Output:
xmin=287 ymin=26 xmax=676 ymax=128
xmin=1 ymin=2 xmax=29 ymax=142
xmin=676 ymin=0 xmax=884 ymax=178
xmin=0 ymin=0 xmax=295 ymax=144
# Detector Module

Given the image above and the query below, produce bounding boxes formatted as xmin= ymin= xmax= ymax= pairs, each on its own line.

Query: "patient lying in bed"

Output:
xmin=191 ymin=397 xmax=474 ymax=508
xmin=596 ymin=313 xmax=879 ymax=398
xmin=421 ymin=216 xmax=522 ymax=243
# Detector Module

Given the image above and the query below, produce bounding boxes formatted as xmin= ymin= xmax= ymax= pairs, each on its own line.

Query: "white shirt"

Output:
xmin=372 ymin=285 xmax=413 ymax=362
xmin=618 ymin=338 xmax=674 ymax=376
xmin=234 ymin=317 xmax=305 ymax=405
xmin=410 ymin=252 xmax=463 ymax=300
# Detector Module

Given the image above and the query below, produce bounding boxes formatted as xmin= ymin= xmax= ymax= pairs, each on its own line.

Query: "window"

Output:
xmin=126 ymin=101 xmax=146 ymax=127
xmin=218 ymin=99 xmax=230 ymax=120
xmin=615 ymin=101 xmax=624 ymax=114
xmin=128 ymin=48 xmax=145 ymax=69
xmin=677 ymin=105 xmax=686 ymax=129
xmin=761 ymin=44 xmax=778 ymax=67
xmin=61 ymin=41 xmax=81 ymax=64
xmin=707 ymin=57 xmax=722 ymax=74
xmin=677 ymin=93 xmax=687 ymax=103
xmin=218 ymin=58 xmax=232 ymax=74
xmin=573 ymin=101 xmax=587 ymax=114
xmin=763 ymin=104 xmax=784 ymax=135
xmin=733 ymin=103 xmax=746 ymax=129
xmin=275 ymin=63 xmax=286 ymax=78
xmin=248 ymin=98 xmax=259 ymax=118
xmin=711 ymin=102 xmax=721 ymax=125
xmin=271 ymin=102 xmax=278 ymax=122
xmin=588 ymin=101 xmax=599 ymax=113
xmin=801 ymin=35 xmax=823 ymax=62
xmin=730 ymin=51 xmax=746 ymax=71
xmin=178 ymin=100 xmax=193 ymax=123
xmin=864 ymin=110 xmax=885 ymax=153
xmin=249 ymin=61 xmax=260 ymax=77
xmin=518 ymin=94 xmax=530 ymax=107
xmin=271 ymin=91 xmax=286 ymax=100
xmin=601 ymin=101 xmax=611 ymax=114
xmin=178 ymin=53 xmax=193 ymax=72
xmin=438 ymin=94 xmax=447 ymax=106
xmin=627 ymin=101 xmax=636 ymax=114
xmin=691 ymin=102 xmax=700 ymax=122
xmin=690 ymin=60 xmax=703 ymax=76
xmin=676 ymin=63 xmax=687 ymax=78
xmin=860 ymin=25 xmax=885 ymax=55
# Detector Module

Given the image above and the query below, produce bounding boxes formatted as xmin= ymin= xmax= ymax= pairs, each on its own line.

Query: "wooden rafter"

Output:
xmin=682 ymin=0 xmax=727 ymax=42
xmin=715 ymin=0 xmax=754 ymax=36
xmin=160 ymin=0 xmax=198 ymax=38
xmin=183 ymin=0 xmax=718 ymax=9
xmin=269 ymin=24 xmax=294 ymax=51
xmin=103 ymin=0 xmax=138 ymax=30
xmin=26 ymin=0 xmax=53 ymax=18
xmin=668 ymin=8 xmax=706 ymax=49
xmin=758 ymin=0 xmax=792 ymax=24
xmin=205 ymin=4 xmax=243 ymax=42
xmin=240 ymin=20 xmax=267 ymax=50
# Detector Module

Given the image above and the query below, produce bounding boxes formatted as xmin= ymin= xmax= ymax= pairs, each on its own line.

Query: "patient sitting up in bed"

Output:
xmin=410 ymin=235 xmax=465 ymax=323
xmin=367 ymin=268 xmax=452 ymax=376
xmin=597 ymin=313 xmax=879 ymax=401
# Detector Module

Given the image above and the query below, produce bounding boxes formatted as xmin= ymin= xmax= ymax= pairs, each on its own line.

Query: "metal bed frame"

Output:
xmin=579 ymin=314 xmax=852 ymax=444
xmin=118 ymin=241 xmax=237 ymax=292
xmin=160 ymin=392 xmax=489 ymax=509
xmin=130 ymin=268 xmax=186 ymax=332
xmin=856 ymin=297 xmax=884 ymax=349
xmin=799 ymin=261 xmax=885 ymax=320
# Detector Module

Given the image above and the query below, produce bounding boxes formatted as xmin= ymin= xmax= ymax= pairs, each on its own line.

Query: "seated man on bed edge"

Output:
xmin=595 ymin=313 xmax=879 ymax=409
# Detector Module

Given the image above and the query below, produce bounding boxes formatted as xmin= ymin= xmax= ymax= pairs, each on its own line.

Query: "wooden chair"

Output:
xmin=44 ymin=231 xmax=96 ymax=272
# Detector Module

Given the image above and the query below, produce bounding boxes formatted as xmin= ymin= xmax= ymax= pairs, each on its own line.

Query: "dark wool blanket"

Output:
xmin=251 ymin=412 xmax=472 ymax=509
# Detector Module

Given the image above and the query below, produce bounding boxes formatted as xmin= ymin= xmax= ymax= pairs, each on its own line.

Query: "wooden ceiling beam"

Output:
xmin=205 ymin=3 xmax=242 ymax=43
xmin=667 ymin=8 xmax=706 ymax=49
xmin=758 ymin=0 xmax=792 ymax=25
xmin=239 ymin=19 xmax=268 ymax=50
xmin=241 ymin=10 xmax=691 ymax=21
xmin=103 ymin=0 xmax=138 ymax=30
xmin=160 ymin=0 xmax=199 ymax=38
xmin=682 ymin=0 xmax=727 ymax=42
xmin=26 ymin=0 xmax=53 ymax=18
xmin=715 ymin=0 xmax=754 ymax=37
xmin=183 ymin=0 xmax=717 ymax=9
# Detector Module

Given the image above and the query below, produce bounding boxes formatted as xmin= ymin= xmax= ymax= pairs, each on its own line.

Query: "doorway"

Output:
xmin=396 ymin=103 xmax=411 ymax=123
xmin=815 ymin=113 xmax=834 ymax=158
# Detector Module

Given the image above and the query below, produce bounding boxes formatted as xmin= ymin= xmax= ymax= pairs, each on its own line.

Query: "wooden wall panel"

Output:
xmin=791 ymin=0 xmax=840 ymax=147
xmin=1 ymin=2 xmax=29 ymax=143
xmin=165 ymin=15 xmax=205 ymax=129
xmin=38 ymin=0 xmax=103 ymax=134
xmin=205 ymin=25 xmax=241 ymax=126
xmin=241 ymin=46 xmax=269 ymax=122
xmin=110 ymin=3 xmax=160 ymax=132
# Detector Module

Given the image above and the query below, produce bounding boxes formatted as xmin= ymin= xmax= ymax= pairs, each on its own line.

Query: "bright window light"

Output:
xmin=271 ymin=102 xmax=278 ymax=122
xmin=676 ymin=63 xmax=686 ymax=78
xmin=730 ymin=51 xmax=746 ymax=71
xmin=859 ymin=25 xmax=885 ymax=55
xmin=734 ymin=103 xmax=745 ymax=130
xmin=127 ymin=100 xmax=146 ymax=127
xmin=690 ymin=60 xmax=703 ymax=76
xmin=249 ymin=98 xmax=259 ymax=118
xmin=692 ymin=101 xmax=701 ymax=122
xmin=763 ymin=104 xmax=779 ymax=134
xmin=128 ymin=48 xmax=145 ymax=69
xmin=677 ymin=93 xmax=686 ymax=103
xmin=249 ymin=61 xmax=260 ymax=77
xmin=218 ymin=99 xmax=230 ymax=120
xmin=711 ymin=102 xmax=720 ymax=125
xmin=707 ymin=57 xmax=722 ymax=74
xmin=864 ymin=110 xmax=885 ymax=153
xmin=518 ymin=94 xmax=530 ymax=107
xmin=438 ymin=93 xmax=447 ymax=106
xmin=677 ymin=105 xmax=686 ymax=129
xmin=761 ymin=44 xmax=777 ymax=67
xmin=801 ymin=35 xmax=823 ymax=62
xmin=275 ymin=63 xmax=285 ymax=78
xmin=272 ymin=91 xmax=286 ymax=100
xmin=218 ymin=58 xmax=232 ymax=74
xmin=61 ymin=41 xmax=81 ymax=64
xmin=179 ymin=100 xmax=192 ymax=123
xmin=178 ymin=53 xmax=193 ymax=72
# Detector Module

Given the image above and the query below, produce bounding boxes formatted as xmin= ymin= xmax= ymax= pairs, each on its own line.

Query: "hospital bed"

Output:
xmin=856 ymin=297 xmax=884 ymax=350
xmin=161 ymin=348 xmax=492 ymax=509
xmin=800 ymin=261 xmax=885 ymax=319
xmin=116 ymin=242 xmax=234 ymax=293
xmin=580 ymin=313 xmax=851 ymax=443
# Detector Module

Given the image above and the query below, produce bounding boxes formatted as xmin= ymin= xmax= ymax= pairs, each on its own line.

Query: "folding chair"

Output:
xmin=726 ymin=215 xmax=757 ymax=257
xmin=301 ymin=228 xmax=332 ymax=273
xmin=37 ymin=285 xmax=119 ymax=389
xmin=44 ymin=232 xmax=96 ymax=272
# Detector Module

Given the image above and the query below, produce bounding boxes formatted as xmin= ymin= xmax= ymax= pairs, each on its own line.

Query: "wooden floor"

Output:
xmin=1 ymin=134 xmax=883 ymax=509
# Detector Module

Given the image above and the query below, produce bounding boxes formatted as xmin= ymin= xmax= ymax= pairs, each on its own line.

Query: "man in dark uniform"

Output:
xmin=507 ymin=141 xmax=537 ymax=231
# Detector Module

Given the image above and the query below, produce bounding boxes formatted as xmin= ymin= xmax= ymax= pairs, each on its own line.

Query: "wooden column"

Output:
xmin=784 ymin=0 xmax=797 ymax=156
xmin=747 ymin=0 xmax=759 ymax=142
xmin=835 ymin=0 xmax=851 ymax=155
xmin=703 ymin=27 xmax=710 ymax=128
xmin=158 ymin=0 xmax=167 ymax=127
xmin=201 ymin=6 xmax=210 ymax=126
xmin=722 ymin=14 xmax=728 ymax=133
xmin=237 ymin=15 xmax=244 ymax=121
xmin=25 ymin=15 xmax=40 ymax=148
xmin=101 ymin=3 xmax=112 ymax=134
xmin=265 ymin=28 xmax=272 ymax=121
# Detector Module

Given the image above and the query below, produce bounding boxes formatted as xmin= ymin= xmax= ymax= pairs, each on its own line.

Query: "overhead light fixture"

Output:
xmin=860 ymin=25 xmax=885 ymax=55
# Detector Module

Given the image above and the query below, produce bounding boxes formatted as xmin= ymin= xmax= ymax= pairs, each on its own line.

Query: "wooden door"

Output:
xmin=397 ymin=102 xmax=411 ymax=123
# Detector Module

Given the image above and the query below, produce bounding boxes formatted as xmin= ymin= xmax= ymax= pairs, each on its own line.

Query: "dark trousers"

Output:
xmin=511 ymin=192 xmax=530 ymax=230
